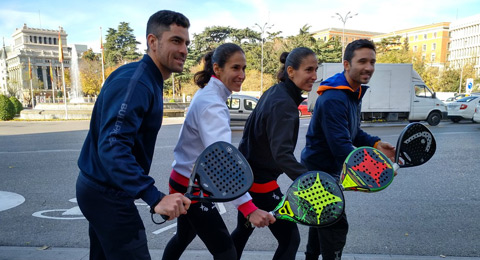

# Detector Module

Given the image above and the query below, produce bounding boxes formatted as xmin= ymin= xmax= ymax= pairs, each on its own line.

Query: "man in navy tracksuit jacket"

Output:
xmin=301 ymin=39 xmax=396 ymax=260
xmin=76 ymin=11 xmax=191 ymax=260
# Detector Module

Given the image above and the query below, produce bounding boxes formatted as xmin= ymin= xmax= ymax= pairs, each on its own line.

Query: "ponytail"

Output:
xmin=194 ymin=51 xmax=215 ymax=88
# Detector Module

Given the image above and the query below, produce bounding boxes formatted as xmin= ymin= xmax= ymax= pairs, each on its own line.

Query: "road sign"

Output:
xmin=466 ymin=78 xmax=473 ymax=94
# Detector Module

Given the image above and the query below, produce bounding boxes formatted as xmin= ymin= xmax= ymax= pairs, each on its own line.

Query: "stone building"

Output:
xmin=0 ymin=24 xmax=72 ymax=105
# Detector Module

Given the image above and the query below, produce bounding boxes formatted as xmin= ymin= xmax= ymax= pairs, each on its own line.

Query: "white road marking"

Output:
xmin=0 ymin=191 xmax=25 ymax=212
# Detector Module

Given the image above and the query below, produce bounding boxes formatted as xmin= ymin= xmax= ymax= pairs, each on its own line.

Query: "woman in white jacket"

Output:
xmin=162 ymin=43 xmax=275 ymax=260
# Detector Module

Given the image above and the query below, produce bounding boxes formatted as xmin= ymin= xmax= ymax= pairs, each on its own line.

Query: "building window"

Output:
xmin=54 ymin=38 xmax=57 ymax=45
xmin=434 ymin=32 xmax=437 ymax=38
xmin=432 ymin=43 xmax=436 ymax=50
xmin=415 ymin=35 xmax=418 ymax=40
xmin=44 ymin=37 xmax=47 ymax=44
xmin=424 ymin=34 xmax=427 ymax=39
xmin=422 ymin=44 xmax=426 ymax=51
xmin=431 ymin=53 xmax=436 ymax=62
xmin=33 ymin=36 xmax=37 ymax=43
xmin=413 ymin=46 xmax=418 ymax=52
xmin=39 ymin=37 xmax=42 ymax=44
xmin=49 ymin=38 xmax=52 ymax=44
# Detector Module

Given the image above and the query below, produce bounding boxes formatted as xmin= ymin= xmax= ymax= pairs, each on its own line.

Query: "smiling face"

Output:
xmin=287 ymin=54 xmax=318 ymax=92
xmin=214 ymin=51 xmax=246 ymax=92
xmin=147 ymin=24 xmax=190 ymax=79
xmin=344 ymin=47 xmax=376 ymax=91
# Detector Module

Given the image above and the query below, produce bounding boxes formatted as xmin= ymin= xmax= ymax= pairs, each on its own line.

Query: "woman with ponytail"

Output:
xmin=231 ymin=47 xmax=318 ymax=260
xmin=162 ymin=43 xmax=275 ymax=260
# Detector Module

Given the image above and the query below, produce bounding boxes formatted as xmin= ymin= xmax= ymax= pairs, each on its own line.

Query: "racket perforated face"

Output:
xmin=395 ymin=123 xmax=436 ymax=168
xmin=272 ymin=171 xmax=345 ymax=227
xmin=187 ymin=141 xmax=253 ymax=202
xmin=341 ymin=147 xmax=394 ymax=192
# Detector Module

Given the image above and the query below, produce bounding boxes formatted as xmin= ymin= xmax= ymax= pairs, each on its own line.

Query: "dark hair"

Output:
xmin=343 ymin=39 xmax=376 ymax=63
xmin=276 ymin=47 xmax=316 ymax=82
xmin=194 ymin=43 xmax=245 ymax=88
xmin=146 ymin=10 xmax=190 ymax=48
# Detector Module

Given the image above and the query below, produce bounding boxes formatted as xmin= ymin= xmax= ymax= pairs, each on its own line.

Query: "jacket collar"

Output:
xmin=284 ymin=78 xmax=305 ymax=106
xmin=207 ymin=76 xmax=232 ymax=101
xmin=316 ymin=71 xmax=368 ymax=100
xmin=142 ymin=54 xmax=164 ymax=84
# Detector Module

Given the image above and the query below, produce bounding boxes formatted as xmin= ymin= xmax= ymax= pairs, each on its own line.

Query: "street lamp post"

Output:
xmin=333 ymin=11 xmax=357 ymax=60
xmin=458 ymin=39 xmax=468 ymax=93
xmin=255 ymin=22 xmax=273 ymax=94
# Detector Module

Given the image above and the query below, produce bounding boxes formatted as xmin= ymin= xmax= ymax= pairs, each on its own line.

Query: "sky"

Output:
xmin=1 ymin=0 xmax=480 ymax=53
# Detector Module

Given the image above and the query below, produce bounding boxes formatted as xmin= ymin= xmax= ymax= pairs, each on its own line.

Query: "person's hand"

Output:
xmin=376 ymin=141 xmax=397 ymax=176
xmin=153 ymin=193 xmax=191 ymax=220
xmin=247 ymin=209 xmax=276 ymax=228
xmin=376 ymin=141 xmax=395 ymax=161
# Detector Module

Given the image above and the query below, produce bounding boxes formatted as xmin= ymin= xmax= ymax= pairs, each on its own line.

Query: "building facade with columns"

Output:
xmin=448 ymin=14 xmax=480 ymax=77
xmin=0 ymin=24 xmax=72 ymax=104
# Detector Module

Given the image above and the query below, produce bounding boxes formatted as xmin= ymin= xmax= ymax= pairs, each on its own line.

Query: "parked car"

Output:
xmin=447 ymin=96 xmax=480 ymax=123
xmin=298 ymin=99 xmax=311 ymax=116
xmin=473 ymin=103 xmax=480 ymax=123
xmin=226 ymin=94 xmax=258 ymax=126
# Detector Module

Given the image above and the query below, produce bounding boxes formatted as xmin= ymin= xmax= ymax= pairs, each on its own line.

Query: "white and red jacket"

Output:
xmin=171 ymin=76 xmax=257 ymax=217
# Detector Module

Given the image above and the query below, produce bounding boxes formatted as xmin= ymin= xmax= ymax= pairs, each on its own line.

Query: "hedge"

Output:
xmin=0 ymin=94 xmax=15 ymax=120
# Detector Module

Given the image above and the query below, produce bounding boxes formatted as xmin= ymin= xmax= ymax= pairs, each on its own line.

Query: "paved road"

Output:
xmin=1 ymin=118 xmax=479 ymax=260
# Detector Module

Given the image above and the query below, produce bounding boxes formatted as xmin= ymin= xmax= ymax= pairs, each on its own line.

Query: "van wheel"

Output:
xmin=427 ymin=112 xmax=441 ymax=126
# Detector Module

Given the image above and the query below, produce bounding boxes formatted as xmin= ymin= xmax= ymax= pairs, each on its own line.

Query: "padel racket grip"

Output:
xmin=393 ymin=163 xmax=400 ymax=172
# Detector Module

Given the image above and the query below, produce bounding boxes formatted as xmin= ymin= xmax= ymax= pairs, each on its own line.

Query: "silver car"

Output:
xmin=447 ymin=96 xmax=480 ymax=123
xmin=226 ymin=94 xmax=258 ymax=126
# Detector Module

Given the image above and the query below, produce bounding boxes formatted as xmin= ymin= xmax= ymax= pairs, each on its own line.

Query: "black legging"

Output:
xmin=231 ymin=188 xmax=300 ymax=260
xmin=162 ymin=200 xmax=236 ymax=260
xmin=305 ymin=214 xmax=349 ymax=260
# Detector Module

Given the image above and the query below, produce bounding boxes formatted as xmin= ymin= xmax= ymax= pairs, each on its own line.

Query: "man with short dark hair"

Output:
xmin=301 ymin=39 xmax=396 ymax=260
xmin=76 ymin=10 xmax=191 ymax=260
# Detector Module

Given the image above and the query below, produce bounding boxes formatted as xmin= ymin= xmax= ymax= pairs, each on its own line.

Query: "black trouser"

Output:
xmin=76 ymin=174 xmax=151 ymax=260
xmin=162 ymin=201 xmax=236 ymax=260
xmin=231 ymin=188 xmax=300 ymax=260
xmin=305 ymin=213 xmax=349 ymax=260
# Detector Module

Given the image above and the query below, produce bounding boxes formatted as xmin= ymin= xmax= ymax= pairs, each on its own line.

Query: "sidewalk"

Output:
xmin=0 ymin=246 xmax=478 ymax=260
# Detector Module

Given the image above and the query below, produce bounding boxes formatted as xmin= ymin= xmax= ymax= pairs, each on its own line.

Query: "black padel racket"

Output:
xmin=394 ymin=122 xmax=436 ymax=170
xmin=270 ymin=171 xmax=345 ymax=227
xmin=155 ymin=141 xmax=254 ymax=223
xmin=341 ymin=146 xmax=395 ymax=192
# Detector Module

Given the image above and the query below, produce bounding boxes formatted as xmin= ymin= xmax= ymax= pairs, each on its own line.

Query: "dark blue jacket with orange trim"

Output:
xmin=301 ymin=71 xmax=380 ymax=178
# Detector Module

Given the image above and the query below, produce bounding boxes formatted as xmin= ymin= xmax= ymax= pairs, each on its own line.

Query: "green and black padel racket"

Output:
xmin=341 ymin=146 xmax=395 ymax=192
xmin=270 ymin=171 xmax=345 ymax=227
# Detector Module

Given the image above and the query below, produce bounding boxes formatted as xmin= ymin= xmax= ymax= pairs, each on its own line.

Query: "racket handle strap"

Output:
xmin=393 ymin=163 xmax=399 ymax=172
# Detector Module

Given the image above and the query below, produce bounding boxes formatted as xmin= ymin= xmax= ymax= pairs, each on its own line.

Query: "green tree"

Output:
xmin=82 ymin=48 xmax=100 ymax=61
xmin=316 ymin=37 xmax=342 ymax=63
xmin=377 ymin=36 xmax=412 ymax=63
xmin=438 ymin=67 xmax=461 ymax=92
xmin=104 ymin=22 xmax=141 ymax=67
